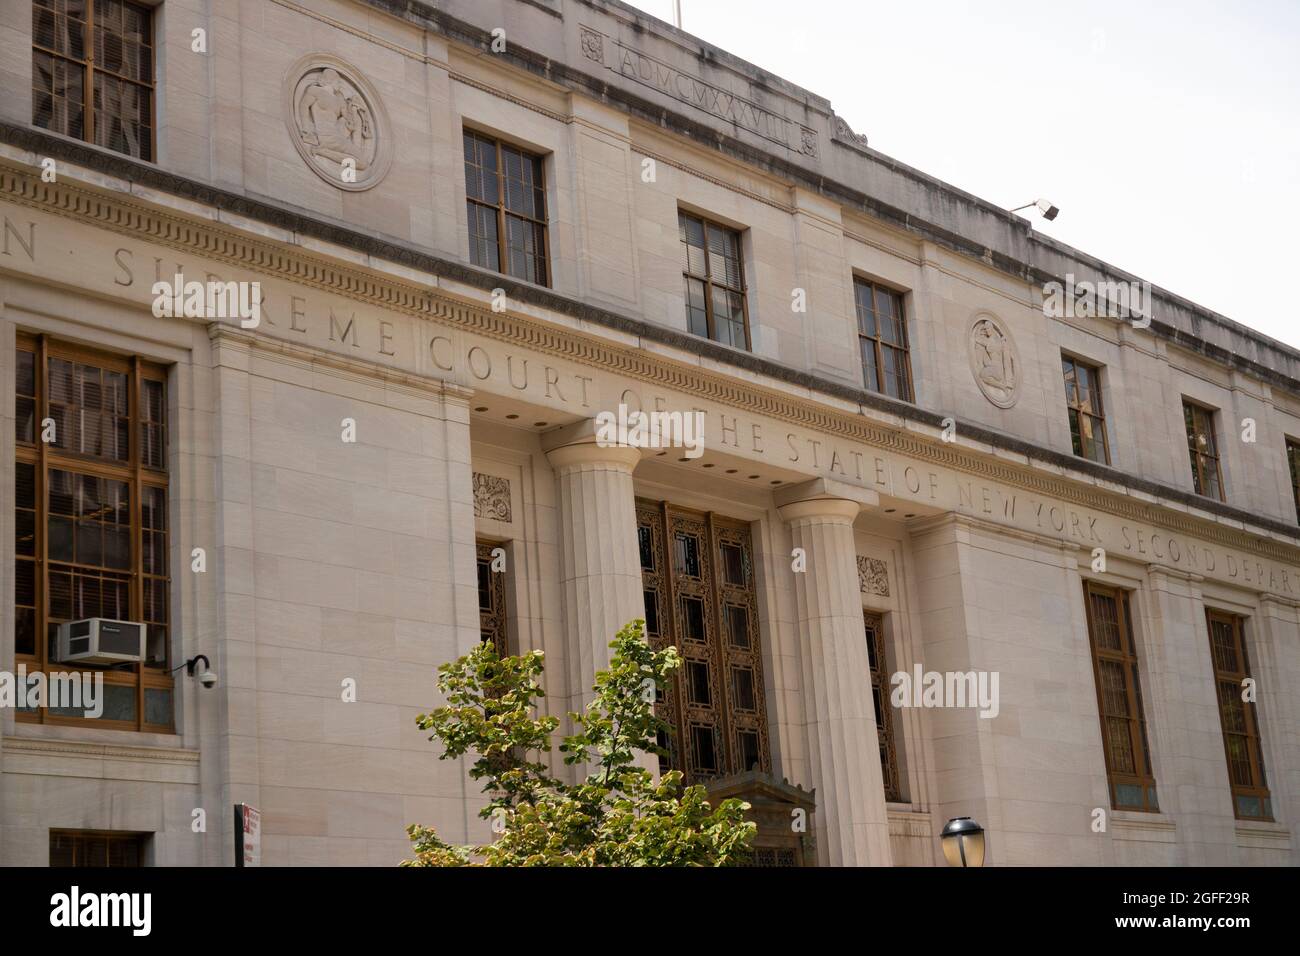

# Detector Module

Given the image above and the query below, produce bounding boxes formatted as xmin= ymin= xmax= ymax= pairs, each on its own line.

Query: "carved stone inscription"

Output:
xmin=579 ymin=26 xmax=817 ymax=157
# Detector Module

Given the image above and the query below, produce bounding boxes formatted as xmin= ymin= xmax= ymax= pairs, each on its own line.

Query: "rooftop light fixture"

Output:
xmin=1011 ymin=198 xmax=1059 ymax=221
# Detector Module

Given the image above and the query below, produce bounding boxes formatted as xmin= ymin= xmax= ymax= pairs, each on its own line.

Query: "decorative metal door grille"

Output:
xmin=636 ymin=501 xmax=770 ymax=783
xmin=476 ymin=540 xmax=508 ymax=657
xmin=863 ymin=612 xmax=901 ymax=802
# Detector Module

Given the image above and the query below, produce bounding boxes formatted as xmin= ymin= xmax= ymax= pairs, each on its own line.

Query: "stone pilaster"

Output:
xmin=543 ymin=421 xmax=643 ymax=716
xmin=775 ymin=478 xmax=891 ymax=866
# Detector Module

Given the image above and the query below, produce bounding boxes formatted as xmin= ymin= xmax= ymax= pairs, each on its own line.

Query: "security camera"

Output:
xmin=179 ymin=654 xmax=218 ymax=689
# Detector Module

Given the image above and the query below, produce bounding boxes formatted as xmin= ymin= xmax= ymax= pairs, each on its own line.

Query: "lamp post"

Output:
xmin=940 ymin=817 xmax=986 ymax=868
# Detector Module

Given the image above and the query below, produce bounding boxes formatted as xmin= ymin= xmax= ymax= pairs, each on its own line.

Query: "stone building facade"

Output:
xmin=0 ymin=0 xmax=1296 ymax=866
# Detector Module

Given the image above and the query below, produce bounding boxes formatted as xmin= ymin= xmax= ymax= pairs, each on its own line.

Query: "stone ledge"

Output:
xmin=2 ymin=734 xmax=200 ymax=785
xmin=1234 ymin=822 xmax=1292 ymax=850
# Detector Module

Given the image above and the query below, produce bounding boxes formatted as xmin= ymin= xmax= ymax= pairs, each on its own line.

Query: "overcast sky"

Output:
xmin=622 ymin=0 xmax=1300 ymax=348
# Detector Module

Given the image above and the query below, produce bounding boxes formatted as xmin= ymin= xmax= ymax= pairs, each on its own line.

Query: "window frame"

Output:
xmin=678 ymin=210 xmax=751 ymax=352
xmin=1286 ymin=437 xmax=1300 ymax=524
xmin=31 ymin=0 xmax=156 ymax=162
xmin=1182 ymin=399 xmax=1225 ymax=500
xmin=1061 ymin=353 xmax=1110 ymax=465
xmin=1082 ymin=581 xmax=1160 ymax=813
xmin=1204 ymin=609 xmax=1272 ymax=821
xmin=462 ymin=127 xmax=550 ymax=288
xmin=853 ymin=277 xmax=913 ymax=402
xmin=14 ymin=333 xmax=173 ymax=733
xmin=475 ymin=539 xmax=508 ymax=658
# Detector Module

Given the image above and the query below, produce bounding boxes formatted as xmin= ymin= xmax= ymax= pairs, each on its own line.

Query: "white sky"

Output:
xmin=622 ymin=0 xmax=1300 ymax=348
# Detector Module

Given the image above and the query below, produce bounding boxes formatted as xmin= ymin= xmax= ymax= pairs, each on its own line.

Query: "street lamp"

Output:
xmin=940 ymin=816 xmax=986 ymax=867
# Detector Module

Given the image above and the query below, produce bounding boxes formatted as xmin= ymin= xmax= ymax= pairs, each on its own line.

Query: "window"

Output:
xmin=1082 ymin=582 xmax=1159 ymax=812
xmin=637 ymin=502 xmax=769 ymax=781
xmin=864 ymin=612 xmax=901 ymax=802
xmin=1062 ymin=355 xmax=1109 ymax=464
xmin=463 ymin=129 xmax=549 ymax=286
xmin=1205 ymin=610 xmax=1272 ymax=820
xmin=1183 ymin=400 xmax=1224 ymax=500
xmin=50 ymin=830 xmax=147 ymax=867
xmin=854 ymin=279 xmax=912 ymax=401
xmin=475 ymin=540 xmax=508 ymax=657
xmin=32 ymin=0 xmax=154 ymax=161
xmin=1286 ymin=438 xmax=1300 ymax=523
xmin=14 ymin=335 xmax=172 ymax=731
xmin=679 ymin=211 xmax=749 ymax=350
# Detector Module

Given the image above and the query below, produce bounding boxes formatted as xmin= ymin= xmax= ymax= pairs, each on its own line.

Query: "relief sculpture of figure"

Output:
xmin=973 ymin=319 xmax=1016 ymax=400
xmin=296 ymin=68 xmax=373 ymax=170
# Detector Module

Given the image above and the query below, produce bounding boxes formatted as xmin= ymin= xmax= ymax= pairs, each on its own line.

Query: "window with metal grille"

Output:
xmin=679 ymin=211 xmax=750 ymax=351
xmin=49 ymin=829 xmax=147 ymax=866
xmin=1083 ymin=582 xmax=1159 ymax=812
xmin=1062 ymin=354 xmax=1110 ymax=464
xmin=864 ymin=611 xmax=902 ymax=802
xmin=463 ymin=129 xmax=549 ymax=286
xmin=32 ymin=0 xmax=154 ymax=160
xmin=1205 ymin=610 xmax=1272 ymax=821
xmin=636 ymin=501 xmax=769 ymax=782
xmin=476 ymin=540 xmax=508 ymax=658
xmin=854 ymin=279 xmax=912 ymax=401
xmin=1182 ymin=400 xmax=1224 ymax=500
xmin=14 ymin=335 xmax=172 ymax=731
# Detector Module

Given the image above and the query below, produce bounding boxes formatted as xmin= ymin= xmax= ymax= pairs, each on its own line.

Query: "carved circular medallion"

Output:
xmin=968 ymin=313 xmax=1020 ymax=408
xmin=284 ymin=55 xmax=392 ymax=191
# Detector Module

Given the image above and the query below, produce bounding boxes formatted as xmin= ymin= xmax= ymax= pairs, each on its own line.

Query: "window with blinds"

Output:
xmin=1082 ymin=582 xmax=1159 ymax=812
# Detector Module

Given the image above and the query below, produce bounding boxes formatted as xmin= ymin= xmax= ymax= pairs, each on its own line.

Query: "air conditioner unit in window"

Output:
xmin=54 ymin=618 xmax=147 ymax=665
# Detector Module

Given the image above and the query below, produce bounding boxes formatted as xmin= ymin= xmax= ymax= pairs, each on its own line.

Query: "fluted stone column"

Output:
xmin=776 ymin=478 xmax=892 ymax=866
xmin=543 ymin=421 xmax=644 ymax=716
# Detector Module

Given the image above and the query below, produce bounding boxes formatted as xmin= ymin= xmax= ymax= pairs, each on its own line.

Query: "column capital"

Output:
xmin=543 ymin=418 xmax=642 ymax=472
xmin=775 ymin=477 xmax=878 ymax=524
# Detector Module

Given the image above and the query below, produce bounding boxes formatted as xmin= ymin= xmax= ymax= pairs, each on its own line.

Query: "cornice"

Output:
xmin=4 ymin=160 xmax=1300 ymax=567
xmin=346 ymin=0 xmax=1300 ymax=395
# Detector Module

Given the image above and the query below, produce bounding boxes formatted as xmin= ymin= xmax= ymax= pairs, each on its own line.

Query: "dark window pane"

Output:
xmin=642 ymin=589 xmax=659 ymax=636
xmin=687 ymin=660 xmax=711 ymax=706
xmin=720 ymin=543 xmax=745 ymax=586
xmin=725 ymin=604 xmax=749 ymax=648
xmin=637 ymin=526 xmax=654 ymax=570
xmin=690 ymin=724 xmax=717 ymax=774
xmin=673 ymin=532 xmax=700 ymax=578
xmin=144 ymin=687 xmax=172 ymax=725
xmin=680 ymin=595 xmax=706 ymax=642
xmin=737 ymin=730 xmax=760 ymax=772
xmin=477 ymin=560 xmax=492 ymax=611
xmin=731 ymin=666 xmax=756 ymax=711
xmin=15 ymin=606 xmax=36 ymax=657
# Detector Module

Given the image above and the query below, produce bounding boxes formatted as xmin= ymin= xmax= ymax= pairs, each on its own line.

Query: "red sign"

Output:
xmin=235 ymin=804 xmax=261 ymax=867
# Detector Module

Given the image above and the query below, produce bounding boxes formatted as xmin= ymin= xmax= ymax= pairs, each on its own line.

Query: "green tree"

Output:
xmin=402 ymin=619 xmax=755 ymax=866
